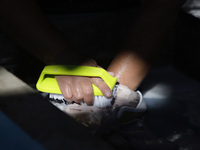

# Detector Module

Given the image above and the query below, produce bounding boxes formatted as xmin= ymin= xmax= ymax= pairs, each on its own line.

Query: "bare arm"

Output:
xmin=0 ymin=0 xmax=185 ymax=105
xmin=108 ymin=1 xmax=185 ymax=90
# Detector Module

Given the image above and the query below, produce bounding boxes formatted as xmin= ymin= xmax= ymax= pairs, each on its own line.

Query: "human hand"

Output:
xmin=55 ymin=60 xmax=115 ymax=105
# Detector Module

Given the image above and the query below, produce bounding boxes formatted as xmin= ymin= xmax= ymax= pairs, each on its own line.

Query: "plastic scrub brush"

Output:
xmin=36 ymin=65 xmax=118 ymax=108
xmin=36 ymin=65 xmax=146 ymax=126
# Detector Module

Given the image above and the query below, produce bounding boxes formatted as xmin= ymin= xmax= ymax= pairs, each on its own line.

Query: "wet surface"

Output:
xmin=0 ymin=2 xmax=200 ymax=149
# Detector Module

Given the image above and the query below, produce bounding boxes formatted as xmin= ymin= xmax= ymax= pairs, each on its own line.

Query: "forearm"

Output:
xmin=0 ymin=0 xmax=69 ymax=64
xmin=108 ymin=3 xmax=182 ymax=90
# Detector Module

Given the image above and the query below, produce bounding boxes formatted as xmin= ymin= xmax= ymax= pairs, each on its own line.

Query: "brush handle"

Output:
xmin=36 ymin=65 xmax=117 ymax=96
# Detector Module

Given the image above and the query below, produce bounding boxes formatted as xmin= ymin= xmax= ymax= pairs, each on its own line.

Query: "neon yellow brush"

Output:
xmin=36 ymin=65 xmax=117 ymax=108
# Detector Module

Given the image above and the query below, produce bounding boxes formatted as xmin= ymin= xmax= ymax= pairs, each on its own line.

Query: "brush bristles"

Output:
xmin=49 ymin=93 xmax=71 ymax=104
xmin=49 ymin=94 xmax=113 ymax=108
xmin=93 ymin=96 xmax=113 ymax=108
xmin=49 ymin=85 xmax=118 ymax=108
xmin=49 ymin=93 xmax=64 ymax=100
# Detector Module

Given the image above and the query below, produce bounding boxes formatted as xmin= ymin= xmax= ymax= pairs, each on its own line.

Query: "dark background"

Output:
xmin=0 ymin=0 xmax=200 ymax=149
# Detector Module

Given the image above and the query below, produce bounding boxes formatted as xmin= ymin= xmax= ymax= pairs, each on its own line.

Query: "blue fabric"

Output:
xmin=0 ymin=111 xmax=46 ymax=150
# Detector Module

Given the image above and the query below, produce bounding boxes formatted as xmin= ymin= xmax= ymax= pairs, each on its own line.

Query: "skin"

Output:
xmin=0 ymin=0 xmax=185 ymax=105
xmin=108 ymin=0 xmax=186 ymax=90
xmin=57 ymin=0 xmax=185 ymax=104
xmin=55 ymin=60 xmax=115 ymax=105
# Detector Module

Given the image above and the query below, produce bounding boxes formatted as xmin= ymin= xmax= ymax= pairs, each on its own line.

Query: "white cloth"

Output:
xmin=182 ymin=0 xmax=200 ymax=19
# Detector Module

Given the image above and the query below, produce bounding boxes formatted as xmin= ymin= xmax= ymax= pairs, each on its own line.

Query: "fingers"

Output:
xmin=55 ymin=76 xmax=73 ymax=102
xmin=56 ymin=75 xmax=94 ymax=105
xmin=70 ymin=78 xmax=83 ymax=103
xmin=55 ymin=59 xmax=115 ymax=105
xmin=83 ymin=60 xmax=115 ymax=99
xmin=55 ymin=71 xmax=115 ymax=105
xmin=80 ymin=78 xmax=94 ymax=105
xmin=55 ymin=76 xmax=72 ymax=102
xmin=91 ymin=76 xmax=112 ymax=98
